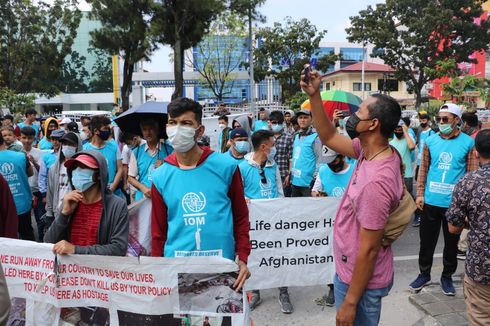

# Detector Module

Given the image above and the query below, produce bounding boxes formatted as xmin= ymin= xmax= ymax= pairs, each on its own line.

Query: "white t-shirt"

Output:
xmin=121 ymin=144 xmax=132 ymax=165
xmin=27 ymin=147 xmax=46 ymax=193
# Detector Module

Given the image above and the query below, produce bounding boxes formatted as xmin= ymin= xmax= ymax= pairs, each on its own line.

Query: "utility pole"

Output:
xmin=248 ymin=7 xmax=255 ymax=113
xmin=361 ymin=44 xmax=366 ymax=100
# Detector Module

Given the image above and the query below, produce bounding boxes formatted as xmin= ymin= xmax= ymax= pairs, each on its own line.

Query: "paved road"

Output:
xmin=250 ymin=224 xmax=465 ymax=325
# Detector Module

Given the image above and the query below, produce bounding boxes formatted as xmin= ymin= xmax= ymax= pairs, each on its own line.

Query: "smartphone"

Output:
xmin=303 ymin=64 xmax=311 ymax=84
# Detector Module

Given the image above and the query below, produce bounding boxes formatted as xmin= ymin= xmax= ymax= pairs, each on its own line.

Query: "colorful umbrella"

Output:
xmin=300 ymin=90 xmax=362 ymax=120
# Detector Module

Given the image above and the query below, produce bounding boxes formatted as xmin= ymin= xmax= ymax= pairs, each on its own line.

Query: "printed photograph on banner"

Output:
xmin=116 ymin=311 xmax=232 ymax=326
xmin=60 ymin=306 xmax=110 ymax=325
xmin=178 ymin=273 xmax=243 ymax=314
xmin=7 ymin=298 xmax=26 ymax=325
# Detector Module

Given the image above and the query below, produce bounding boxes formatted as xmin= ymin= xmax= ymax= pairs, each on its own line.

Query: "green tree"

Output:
xmin=347 ymin=0 xmax=490 ymax=108
xmin=0 ymin=87 xmax=35 ymax=113
xmin=89 ymin=47 xmax=113 ymax=93
xmin=151 ymin=0 xmax=224 ymax=100
xmin=0 ymin=0 xmax=81 ymax=95
xmin=88 ymin=0 xmax=155 ymax=110
xmin=186 ymin=12 xmax=248 ymax=101
xmin=253 ymin=17 xmax=337 ymax=101
xmin=56 ymin=51 xmax=90 ymax=93
xmin=152 ymin=0 xmax=264 ymax=100
xmin=442 ymin=74 xmax=488 ymax=107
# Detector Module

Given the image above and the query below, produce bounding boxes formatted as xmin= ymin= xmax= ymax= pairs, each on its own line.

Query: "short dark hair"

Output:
xmin=20 ymin=126 xmax=36 ymax=137
xmin=367 ymin=94 xmax=401 ymax=138
xmin=89 ymin=115 xmax=111 ymax=132
xmin=4 ymin=114 xmax=13 ymax=121
xmin=269 ymin=111 xmax=284 ymax=124
xmin=291 ymin=115 xmax=298 ymax=126
xmin=461 ymin=112 xmax=479 ymax=127
xmin=80 ymin=116 xmax=91 ymax=126
xmin=25 ymin=108 xmax=37 ymax=117
xmin=218 ymin=115 xmax=228 ymax=123
xmin=475 ymin=129 xmax=490 ymax=159
xmin=168 ymin=97 xmax=203 ymax=124
xmin=140 ymin=118 xmax=159 ymax=129
xmin=119 ymin=131 xmax=136 ymax=143
xmin=251 ymin=129 xmax=274 ymax=150
xmin=402 ymin=117 xmax=411 ymax=127
xmin=0 ymin=133 xmax=3 ymax=145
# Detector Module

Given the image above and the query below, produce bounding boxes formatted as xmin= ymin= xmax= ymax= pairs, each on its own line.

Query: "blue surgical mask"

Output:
xmin=71 ymin=168 xmax=95 ymax=192
xmin=267 ymin=146 xmax=277 ymax=161
xmin=62 ymin=145 xmax=76 ymax=159
xmin=271 ymin=123 xmax=284 ymax=133
xmin=234 ymin=141 xmax=250 ymax=154
xmin=438 ymin=123 xmax=454 ymax=135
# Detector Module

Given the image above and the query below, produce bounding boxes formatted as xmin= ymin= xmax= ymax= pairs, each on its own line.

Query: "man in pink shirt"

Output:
xmin=302 ymin=69 xmax=403 ymax=326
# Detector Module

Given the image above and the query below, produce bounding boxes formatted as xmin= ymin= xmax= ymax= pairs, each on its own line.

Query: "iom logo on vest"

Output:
xmin=331 ymin=187 xmax=345 ymax=198
xmin=0 ymin=162 xmax=17 ymax=182
xmin=181 ymin=192 xmax=207 ymax=226
xmin=259 ymin=178 xmax=273 ymax=198
xmin=437 ymin=152 xmax=453 ymax=171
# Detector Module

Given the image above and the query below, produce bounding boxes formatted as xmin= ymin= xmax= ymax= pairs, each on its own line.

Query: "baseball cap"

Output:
xmin=323 ymin=146 xmax=338 ymax=164
xmin=439 ymin=103 xmax=462 ymax=118
xmin=296 ymin=109 xmax=311 ymax=117
xmin=65 ymin=154 xmax=99 ymax=170
xmin=230 ymin=127 xmax=248 ymax=139
xmin=60 ymin=132 xmax=78 ymax=146
xmin=50 ymin=129 xmax=65 ymax=139
xmin=60 ymin=117 xmax=72 ymax=125
xmin=67 ymin=121 xmax=79 ymax=133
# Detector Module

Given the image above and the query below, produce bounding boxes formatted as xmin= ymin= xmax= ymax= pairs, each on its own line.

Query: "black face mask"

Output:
xmin=345 ymin=114 xmax=361 ymax=139
xmin=420 ymin=122 xmax=428 ymax=128
xmin=328 ymin=159 xmax=344 ymax=173
xmin=394 ymin=131 xmax=404 ymax=139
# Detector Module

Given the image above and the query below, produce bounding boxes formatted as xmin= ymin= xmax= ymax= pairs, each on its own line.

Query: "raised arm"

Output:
xmin=300 ymin=70 xmax=356 ymax=159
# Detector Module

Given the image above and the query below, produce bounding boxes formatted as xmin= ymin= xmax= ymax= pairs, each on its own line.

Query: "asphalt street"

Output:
xmin=250 ymin=223 xmax=465 ymax=325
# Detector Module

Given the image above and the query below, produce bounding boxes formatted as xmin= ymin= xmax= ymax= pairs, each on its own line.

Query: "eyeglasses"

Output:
xmin=435 ymin=116 xmax=452 ymax=124
xmin=258 ymin=168 xmax=267 ymax=184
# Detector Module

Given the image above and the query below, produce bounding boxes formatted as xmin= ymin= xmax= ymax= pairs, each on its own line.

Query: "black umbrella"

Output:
xmin=114 ymin=101 xmax=169 ymax=139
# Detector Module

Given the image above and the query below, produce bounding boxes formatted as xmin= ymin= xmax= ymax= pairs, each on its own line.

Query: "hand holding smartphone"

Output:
xmin=303 ymin=64 xmax=311 ymax=84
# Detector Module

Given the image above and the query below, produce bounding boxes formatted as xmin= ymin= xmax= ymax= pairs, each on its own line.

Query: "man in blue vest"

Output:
xmin=128 ymin=119 xmax=173 ymax=201
xmin=289 ymin=109 xmax=335 ymax=197
xmin=410 ymin=103 xmax=477 ymax=296
xmin=38 ymin=129 xmax=64 ymax=200
xmin=253 ymin=108 xmax=269 ymax=132
xmin=238 ymin=130 xmax=294 ymax=313
xmin=83 ymin=115 xmax=123 ymax=196
xmin=151 ymin=97 xmax=251 ymax=292
xmin=0 ymin=133 xmax=34 ymax=240
xmin=312 ymin=152 xmax=356 ymax=307
xmin=413 ymin=112 xmax=436 ymax=227
xmin=223 ymin=128 xmax=250 ymax=164
xmin=390 ymin=119 xmax=416 ymax=194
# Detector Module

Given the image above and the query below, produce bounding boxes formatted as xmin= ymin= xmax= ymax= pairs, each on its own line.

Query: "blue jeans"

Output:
xmin=334 ymin=274 xmax=393 ymax=326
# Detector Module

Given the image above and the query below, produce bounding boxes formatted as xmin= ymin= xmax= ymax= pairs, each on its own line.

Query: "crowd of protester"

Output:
xmin=0 ymin=67 xmax=489 ymax=325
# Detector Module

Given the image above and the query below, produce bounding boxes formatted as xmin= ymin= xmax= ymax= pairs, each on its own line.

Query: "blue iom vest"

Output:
xmin=0 ymin=150 xmax=32 ymax=214
xmin=39 ymin=137 xmax=53 ymax=150
xmin=239 ymin=160 xmax=279 ymax=199
xmin=133 ymin=142 xmax=173 ymax=201
xmin=83 ymin=142 xmax=119 ymax=185
xmin=152 ymin=152 xmax=237 ymax=260
xmin=223 ymin=149 xmax=245 ymax=166
xmin=424 ymin=133 xmax=474 ymax=208
xmin=417 ymin=129 xmax=435 ymax=164
xmin=318 ymin=163 xmax=355 ymax=198
xmin=253 ymin=120 xmax=269 ymax=132
xmin=291 ymin=133 xmax=318 ymax=187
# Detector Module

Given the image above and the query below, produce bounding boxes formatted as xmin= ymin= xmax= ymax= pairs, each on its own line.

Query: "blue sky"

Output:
xmin=144 ymin=0 xmax=383 ymax=72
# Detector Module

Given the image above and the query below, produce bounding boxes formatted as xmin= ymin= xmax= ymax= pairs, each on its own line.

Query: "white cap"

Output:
xmin=322 ymin=146 xmax=338 ymax=164
xmin=60 ymin=117 xmax=72 ymax=125
xmin=439 ymin=103 xmax=462 ymax=119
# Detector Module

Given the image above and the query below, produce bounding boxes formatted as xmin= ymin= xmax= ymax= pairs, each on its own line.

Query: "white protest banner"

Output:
xmin=0 ymin=238 xmax=249 ymax=326
xmin=245 ymin=197 xmax=339 ymax=290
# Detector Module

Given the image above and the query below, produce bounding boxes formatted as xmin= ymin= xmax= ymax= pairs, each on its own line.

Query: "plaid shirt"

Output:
xmin=274 ymin=132 xmax=293 ymax=178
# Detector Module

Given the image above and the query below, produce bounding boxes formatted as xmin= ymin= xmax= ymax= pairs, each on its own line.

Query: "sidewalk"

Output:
xmin=409 ymin=272 xmax=467 ymax=326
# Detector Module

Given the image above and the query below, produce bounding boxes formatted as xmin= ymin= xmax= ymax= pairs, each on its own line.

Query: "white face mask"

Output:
xmin=218 ymin=123 xmax=226 ymax=130
xmin=166 ymin=125 xmax=198 ymax=153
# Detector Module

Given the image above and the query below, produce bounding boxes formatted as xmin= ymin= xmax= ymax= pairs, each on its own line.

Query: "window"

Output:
xmin=339 ymin=48 xmax=366 ymax=61
xmin=378 ymin=79 xmax=399 ymax=92
xmin=353 ymin=83 xmax=371 ymax=91
xmin=325 ymin=83 xmax=331 ymax=91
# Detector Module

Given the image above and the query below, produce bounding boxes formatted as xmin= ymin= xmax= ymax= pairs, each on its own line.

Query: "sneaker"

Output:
xmin=457 ymin=250 xmax=466 ymax=261
xmin=409 ymin=274 xmax=431 ymax=292
xmin=278 ymin=292 xmax=293 ymax=314
xmin=249 ymin=290 xmax=262 ymax=311
xmin=440 ymin=276 xmax=456 ymax=296
xmin=412 ymin=215 xmax=421 ymax=227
